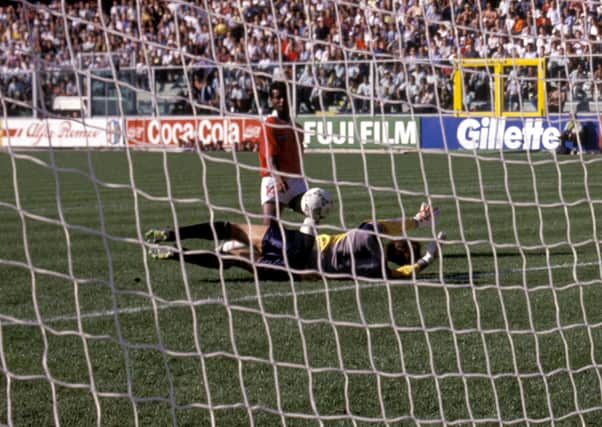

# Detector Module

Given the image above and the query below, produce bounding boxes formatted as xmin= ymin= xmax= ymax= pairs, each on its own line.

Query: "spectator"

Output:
xmin=505 ymin=70 xmax=522 ymax=111
xmin=356 ymin=74 xmax=372 ymax=113
xmin=192 ymin=72 xmax=217 ymax=115
xmin=399 ymin=74 xmax=420 ymax=106
xmin=482 ymin=2 xmax=499 ymax=28
xmin=377 ymin=68 xmax=395 ymax=113
xmin=465 ymin=69 xmax=492 ymax=111
xmin=557 ymin=111 xmax=585 ymax=154
xmin=309 ymin=67 xmax=333 ymax=111
xmin=296 ymin=65 xmax=315 ymax=113
xmin=416 ymin=82 xmax=436 ymax=113
xmin=547 ymin=78 xmax=569 ymax=113
xmin=521 ymin=66 xmax=539 ymax=106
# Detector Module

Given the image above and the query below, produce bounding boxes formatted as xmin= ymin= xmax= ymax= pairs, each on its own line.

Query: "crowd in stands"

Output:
xmin=2 ymin=0 xmax=602 ymax=116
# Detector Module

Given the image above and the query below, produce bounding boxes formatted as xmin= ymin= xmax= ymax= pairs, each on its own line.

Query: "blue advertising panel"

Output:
xmin=421 ymin=116 xmax=600 ymax=151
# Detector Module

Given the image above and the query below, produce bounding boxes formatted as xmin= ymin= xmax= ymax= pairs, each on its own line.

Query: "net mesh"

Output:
xmin=2 ymin=0 xmax=602 ymax=425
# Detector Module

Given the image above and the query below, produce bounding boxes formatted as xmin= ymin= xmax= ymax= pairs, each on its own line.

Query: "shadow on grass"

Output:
xmin=196 ymin=276 xmax=267 ymax=284
xmin=428 ymin=248 xmax=578 ymax=285
xmin=190 ymin=248 xmax=580 ymax=288
xmin=444 ymin=250 xmax=575 ymax=259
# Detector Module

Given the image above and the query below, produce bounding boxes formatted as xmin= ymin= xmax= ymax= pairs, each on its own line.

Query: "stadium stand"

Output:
xmin=1 ymin=0 xmax=602 ymax=116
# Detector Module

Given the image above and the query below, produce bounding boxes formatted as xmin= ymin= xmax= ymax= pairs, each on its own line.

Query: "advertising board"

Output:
xmin=3 ymin=115 xmax=599 ymax=152
xmin=420 ymin=116 xmax=598 ymax=151
xmin=0 ymin=118 xmax=122 ymax=147
xmin=125 ymin=117 xmax=263 ymax=147
xmin=298 ymin=115 xmax=419 ymax=149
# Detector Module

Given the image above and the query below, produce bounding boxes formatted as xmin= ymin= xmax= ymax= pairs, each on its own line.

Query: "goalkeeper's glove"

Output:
xmin=414 ymin=202 xmax=440 ymax=228
xmin=419 ymin=231 xmax=446 ymax=266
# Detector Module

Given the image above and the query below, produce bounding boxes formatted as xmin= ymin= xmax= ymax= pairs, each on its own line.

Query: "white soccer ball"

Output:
xmin=300 ymin=188 xmax=333 ymax=220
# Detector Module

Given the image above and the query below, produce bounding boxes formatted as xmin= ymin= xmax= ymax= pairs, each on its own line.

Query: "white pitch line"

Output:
xmin=2 ymin=259 xmax=600 ymax=327
xmin=0 ymin=282 xmax=377 ymax=327
xmin=444 ymin=259 xmax=601 ymax=281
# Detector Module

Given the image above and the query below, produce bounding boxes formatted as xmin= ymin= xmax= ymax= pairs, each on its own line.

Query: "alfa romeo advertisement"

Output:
xmin=0 ymin=118 xmax=122 ymax=147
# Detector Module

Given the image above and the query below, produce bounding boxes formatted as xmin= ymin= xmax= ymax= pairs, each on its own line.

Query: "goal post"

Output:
xmin=2 ymin=0 xmax=602 ymax=425
xmin=453 ymin=57 xmax=546 ymax=117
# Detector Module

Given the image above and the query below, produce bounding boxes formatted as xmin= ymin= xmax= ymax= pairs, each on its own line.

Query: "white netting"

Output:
xmin=2 ymin=0 xmax=602 ymax=425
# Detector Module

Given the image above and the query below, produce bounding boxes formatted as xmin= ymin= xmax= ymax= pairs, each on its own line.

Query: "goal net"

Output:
xmin=1 ymin=0 xmax=602 ymax=425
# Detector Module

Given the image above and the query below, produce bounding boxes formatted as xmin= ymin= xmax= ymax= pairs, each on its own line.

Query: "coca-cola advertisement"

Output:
xmin=125 ymin=117 xmax=263 ymax=150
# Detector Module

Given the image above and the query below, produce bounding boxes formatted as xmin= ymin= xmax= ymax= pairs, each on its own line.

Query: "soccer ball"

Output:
xmin=300 ymin=188 xmax=333 ymax=220
xmin=214 ymin=23 xmax=228 ymax=36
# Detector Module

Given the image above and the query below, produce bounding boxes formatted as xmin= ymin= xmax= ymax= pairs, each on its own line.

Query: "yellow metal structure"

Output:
xmin=453 ymin=57 xmax=545 ymax=117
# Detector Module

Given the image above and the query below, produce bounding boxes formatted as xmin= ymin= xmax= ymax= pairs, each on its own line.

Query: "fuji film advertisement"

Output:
xmin=298 ymin=115 xmax=419 ymax=149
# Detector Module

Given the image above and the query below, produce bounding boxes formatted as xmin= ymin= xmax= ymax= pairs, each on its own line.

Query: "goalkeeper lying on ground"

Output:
xmin=144 ymin=203 xmax=445 ymax=280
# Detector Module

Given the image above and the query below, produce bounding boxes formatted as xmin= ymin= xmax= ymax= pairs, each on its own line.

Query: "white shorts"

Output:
xmin=260 ymin=176 xmax=308 ymax=206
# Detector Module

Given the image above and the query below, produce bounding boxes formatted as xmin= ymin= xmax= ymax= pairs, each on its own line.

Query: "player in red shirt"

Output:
xmin=258 ymin=80 xmax=307 ymax=225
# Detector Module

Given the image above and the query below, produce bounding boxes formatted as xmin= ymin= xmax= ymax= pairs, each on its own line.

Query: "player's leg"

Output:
xmin=262 ymin=201 xmax=279 ymax=225
xmin=145 ymin=221 xmax=232 ymax=243
xmin=286 ymin=178 xmax=308 ymax=215
xmin=261 ymin=176 xmax=283 ymax=225
xmin=147 ymin=223 xmax=269 ymax=269
xmin=220 ymin=224 xmax=314 ymax=280
xmin=261 ymin=176 xmax=307 ymax=224
xmin=229 ymin=223 xmax=269 ymax=254
xmin=149 ymin=246 xmax=255 ymax=271
xmin=145 ymin=222 xmax=268 ymax=248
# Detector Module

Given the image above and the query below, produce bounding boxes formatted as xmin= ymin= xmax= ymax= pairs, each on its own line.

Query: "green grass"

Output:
xmin=1 ymin=149 xmax=602 ymax=426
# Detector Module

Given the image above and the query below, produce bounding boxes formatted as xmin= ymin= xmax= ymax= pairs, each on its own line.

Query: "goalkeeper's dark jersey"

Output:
xmin=308 ymin=223 xmax=388 ymax=278
xmin=307 ymin=221 xmax=422 ymax=279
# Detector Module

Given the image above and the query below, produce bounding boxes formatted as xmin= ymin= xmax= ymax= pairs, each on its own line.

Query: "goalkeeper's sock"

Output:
xmin=179 ymin=221 xmax=231 ymax=241
xmin=419 ymin=231 xmax=446 ymax=268
xmin=217 ymin=240 xmax=247 ymax=254
xmin=420 ymin=241 xmax=436 ymax=266
xmin=299 ymin=217 xmax=316 ymax=236
xmin=421 ymin=251 xmax=435 ymax=265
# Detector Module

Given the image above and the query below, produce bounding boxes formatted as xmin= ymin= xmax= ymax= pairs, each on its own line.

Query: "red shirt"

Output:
xmin=258 ymin=115 xmax=303 ymax=177
xmin=281 ymin=39 xmax=299 ymax=62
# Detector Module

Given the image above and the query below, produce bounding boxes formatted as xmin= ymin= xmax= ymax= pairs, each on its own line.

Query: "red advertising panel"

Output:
xmin=125 ymin=117 xmax=264 ymax=148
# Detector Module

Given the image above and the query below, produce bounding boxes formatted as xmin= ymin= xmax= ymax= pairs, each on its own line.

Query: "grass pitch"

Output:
xmin=1 ymin=149 xmax=602 ymax=425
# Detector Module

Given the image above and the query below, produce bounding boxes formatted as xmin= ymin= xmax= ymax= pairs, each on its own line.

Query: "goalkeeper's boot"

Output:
xmin=144 ymin=228 xmax=175 ymax=244
xmin=148 ymin=245 xmax=178 ymax=260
